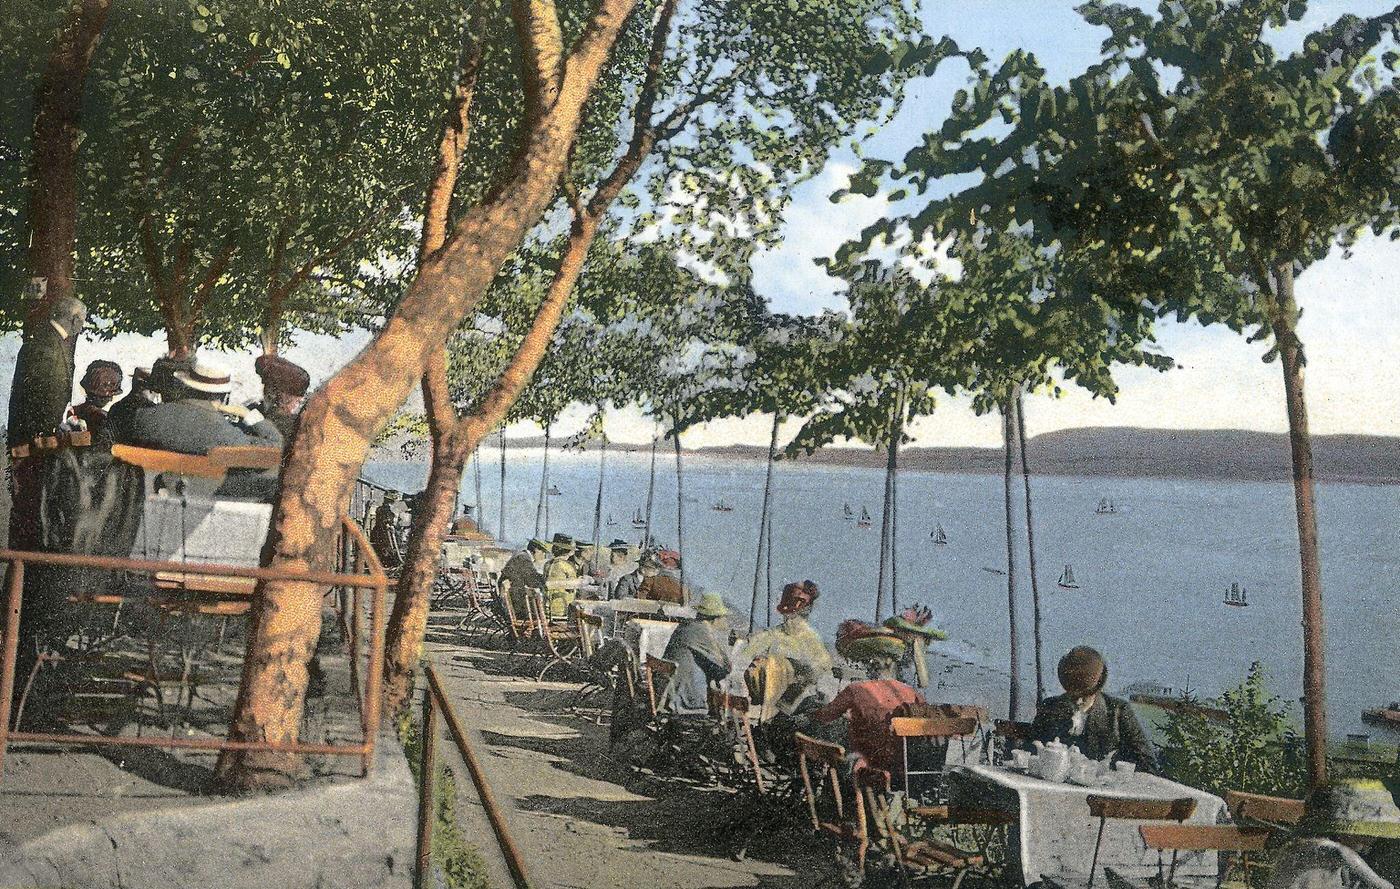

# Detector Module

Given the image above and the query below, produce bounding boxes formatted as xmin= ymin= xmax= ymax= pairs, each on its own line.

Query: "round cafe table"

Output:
xmin=949 ymin=763 xmax=1226 ymax=888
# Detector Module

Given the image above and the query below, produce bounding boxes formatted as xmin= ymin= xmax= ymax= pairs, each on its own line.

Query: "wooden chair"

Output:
xmin=529 ymin=590 xmax=582 ymax=682
xmin=1224 ymin=790 xmax=1305 ymax=828
xmin=993 ymin=718 xmax=1033 ymax=763
xmin=1086 ymin=795 xmax=1197 ymax=889
xmin=111 ymin=444 xmax=225 ymax=479
xmin=795 ymin=732 xmax=871 ymax=873
xmin=891 ymin=715 xmax=980 ymax=805
xmin=1138 ymin=823 xmax=1271 ymax=889
xmin=643 ymin=655 xmax=677 ymax=717
xmin=708 ymin=688 xmax=765 ymax=794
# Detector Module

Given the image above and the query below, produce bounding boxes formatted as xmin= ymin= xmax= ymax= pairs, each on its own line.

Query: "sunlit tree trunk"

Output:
xmin=749 ymin=412 xmax=780 ymax=633
xmin=642 ymin=432 xmax=658 ymax=547
xmin=1015 ymin=389 xmax=1045 ymax=703
xmin=1002 ymin=399 xmax=1022 ymax=721
xmin=1268 ymin=262 xmax=1328 ymax=789
xmin=216 ymin=0 xmax=643 ymax=790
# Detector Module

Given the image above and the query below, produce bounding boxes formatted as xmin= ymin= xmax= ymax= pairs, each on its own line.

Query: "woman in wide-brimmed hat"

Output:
xmin=738 ymin=581 xmax=834 ymax=719
xmin=1269 ymin=778 xmax=1400 ymax=889
xmin=1027 ymin=646 xmax=1157 ymax=771
xmin=811 ymin=619 xmax=925 ymax=773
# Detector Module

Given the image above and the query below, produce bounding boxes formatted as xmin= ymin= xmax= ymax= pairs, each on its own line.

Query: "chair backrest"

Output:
xmin=795 ymin=732 xmax=854 ymax=832
xmin=112 ymin=443 xmax=224 ymax=479
xmin=498 ymin=579 xmax=522 ymax=639
xmin=1139 ymin=824 xmax=1271 ymax=853
xmin=576 ymin=610 xmax=603 ymax=659
xmin=708 ymin=688 xmax=751 ymax=720
xmin=993 ymin=719 xmax=1033 ymax=742
xmin=1224 ymin=790 xmax=1306 ymax=826
xmin=206 ymin=445 xmax=282 ymax=470
xmin=1088 ymin=795 xmax=1197 ymax=822
xmin=643 ymin=655 xmax=676 ymax=716
xmin=891 ymin=715 xmax=979 ymax=796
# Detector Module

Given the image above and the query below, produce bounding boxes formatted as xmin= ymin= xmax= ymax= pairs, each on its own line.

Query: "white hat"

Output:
xmin=174 ymin=357 xmax=234 ymax=394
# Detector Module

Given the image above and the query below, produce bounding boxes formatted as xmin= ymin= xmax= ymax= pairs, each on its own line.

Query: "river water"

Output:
xmin=365 ymin=445 xmax=1399 ymax=740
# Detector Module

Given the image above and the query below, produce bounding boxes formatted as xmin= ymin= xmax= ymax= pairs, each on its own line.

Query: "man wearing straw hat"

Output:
xmin=1269 ymin=778 xmax=1399 ymax=889
xmin=812 ymin=620 xmax=925 ymax=773
xmin=661 ymin=592 xmax=734 ymax=717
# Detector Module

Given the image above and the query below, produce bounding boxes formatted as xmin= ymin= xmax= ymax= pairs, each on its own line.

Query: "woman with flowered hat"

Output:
xmin=1269 ymin=778 xmax=1399 ymax=889
xmin=812 ymin=619 xmax=925 ymax=773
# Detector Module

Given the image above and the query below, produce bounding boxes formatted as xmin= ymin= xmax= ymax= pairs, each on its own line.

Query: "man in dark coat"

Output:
xmin=250 ymin=353 xmax=310 ymax=439
xmin=72 ymin=359 xmax=123 ymax=448
xmin=1028 ymin=646 xmax=1158 ymax=772
xmin=123 ymin=356 xmax=283 ymax=500
xmin=7 ymin=296 xmax=86 ymax=449
xmin=106 ymin=364 xmax=156 ymax=443
xmin=369 ymin=491 xmax=405 ymax=569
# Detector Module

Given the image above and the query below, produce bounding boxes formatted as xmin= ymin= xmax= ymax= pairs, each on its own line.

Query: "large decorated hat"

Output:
xmin=835 ymin=619 xmax=906 ymax=663
xmin=255 ymin=353 xmax=311 ymax=396
xmin=656 ymin=549 xmax=681 ymax=570
xmin=777 ymin=580 xmax=820 ymax=615
xmin=883 ymin=603 xmax=948 ymax=641
xmin=1302 ymin=778 xmax=1400 ymax=840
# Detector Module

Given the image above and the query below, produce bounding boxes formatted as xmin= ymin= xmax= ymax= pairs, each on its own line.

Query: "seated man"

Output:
xmin=543 ymin=533 xmax=580 ymax=619
xmin=661 ymin=593 xmax=733 ymax=717
xmin=604 ymin=539 xmax=639 ymax=599
xmin=106 ymin=364 xmax=156 ymax=442
xmin=71 ymin=359 xmax=123 ymax=447
xmin=122 ymin=356 xmax=283 ymax=500
xmin=1269 ymin=778 xmax=1399 ymax=889
xmin=1028 ymin=645 xmax=1158 ymax=772
xmin=813 ymin=621 xmax=924 ymax=774
xmin=636 ymin=552 xmax=683 ymax=604
xmin=499 ymin=538 xmax=549 ymax=621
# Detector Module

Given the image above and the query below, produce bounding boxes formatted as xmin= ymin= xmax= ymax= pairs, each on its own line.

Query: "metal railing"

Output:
xmin=0 ymin=516 xmax=388 ymax=779
xmin=415 ymin=662 xmax=531 ymax=889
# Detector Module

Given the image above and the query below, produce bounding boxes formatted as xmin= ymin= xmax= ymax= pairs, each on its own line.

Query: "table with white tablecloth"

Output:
xmin=950 ymin=764 xmax=1227 ymax=887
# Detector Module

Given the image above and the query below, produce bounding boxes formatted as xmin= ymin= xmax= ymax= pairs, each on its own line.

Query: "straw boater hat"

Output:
xmin=835 ymin=619 xmax=906 ymax=663
xmin=777 ymin=580 xmax=820 ymax=616
xmin=695 ymin=593 xmax=729 ymax=619
xmin=1301 ymin=778 xmax=1400 ymax=839
xmin=174 ymin=357 xmax=234 ymax=394
xmin=1058 ymin=646 xmax=1108 ymax=698
xmin=883 ymin=603 xmax=948 ymax=641
xmin=79 ymin=360 xmax=123 ymax=400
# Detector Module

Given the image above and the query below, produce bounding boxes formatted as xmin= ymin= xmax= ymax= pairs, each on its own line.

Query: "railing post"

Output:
xmin=414 ymin=683 xmax=438 ymax=889
xmin=0 ymin=560 xmax=24 ymax=779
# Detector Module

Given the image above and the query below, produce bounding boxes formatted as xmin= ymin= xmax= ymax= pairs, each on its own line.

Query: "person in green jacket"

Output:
xmin=543 ymin=533 xmax=580 ymax=619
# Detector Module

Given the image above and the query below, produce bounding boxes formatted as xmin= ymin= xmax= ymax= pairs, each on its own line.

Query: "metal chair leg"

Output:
xmin=1088 ymin=816 xmax=1107 ymax=889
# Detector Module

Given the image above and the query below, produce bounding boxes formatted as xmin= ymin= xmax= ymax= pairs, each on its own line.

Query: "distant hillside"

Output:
xmin=455 ymin=427 xmax=1400 ymax=485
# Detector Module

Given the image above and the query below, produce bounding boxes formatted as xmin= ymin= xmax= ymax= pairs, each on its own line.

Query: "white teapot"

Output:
xmin=1034 ymin=739 xmax=1071 ymax=783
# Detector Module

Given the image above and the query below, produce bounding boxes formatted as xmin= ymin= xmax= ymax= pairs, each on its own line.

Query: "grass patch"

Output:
xmin=400 ymin=706 xmax=493 ymax=889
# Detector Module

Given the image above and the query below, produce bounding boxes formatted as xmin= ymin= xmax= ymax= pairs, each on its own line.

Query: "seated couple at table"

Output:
xmin=1026 ymin=645 xmax=1158 ymax=773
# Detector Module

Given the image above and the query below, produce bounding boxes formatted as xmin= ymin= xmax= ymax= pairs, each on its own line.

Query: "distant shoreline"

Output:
xmin=375 ymin=426 xmax=1400 ymax=486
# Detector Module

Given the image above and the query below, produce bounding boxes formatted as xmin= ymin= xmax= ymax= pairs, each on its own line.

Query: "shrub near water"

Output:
xmin=1159 ymin=662 xmax=1307 ymax=800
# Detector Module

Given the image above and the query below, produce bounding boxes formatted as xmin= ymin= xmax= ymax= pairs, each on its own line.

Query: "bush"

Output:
xmin=1158 ymin=662 xmax=1307 ymax=799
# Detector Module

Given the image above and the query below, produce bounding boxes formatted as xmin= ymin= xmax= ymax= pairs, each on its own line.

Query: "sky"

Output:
xmin=9 ymin=2 xmax=1398 ymax=451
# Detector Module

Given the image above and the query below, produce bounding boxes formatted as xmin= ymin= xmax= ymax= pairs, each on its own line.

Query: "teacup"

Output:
xmin=1010 ymin=750 xmax=1032 ymax=771
xmin=1113 ymin=760 xmax=1137 ymax=774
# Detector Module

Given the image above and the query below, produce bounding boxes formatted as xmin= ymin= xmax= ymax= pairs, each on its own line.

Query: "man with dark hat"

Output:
xmin=71 ymin=359 xmax=123 ymax=446
xmin=370 ymin=491 xmax=405 ymax=569
xmin=500 ymin=538 xmax=550 ymax=621
xmin=604 ymin=539 xmax=638 ymax=600
xmin=106 ymin=364 xmax=157 ymax=443
xmin=1028 ymin=645 xmax=1157 ymax=772
xmin=251 ymin=353 xmax=311 ymax=439
xmin=637 ymin=552 xmax=684 ymax=604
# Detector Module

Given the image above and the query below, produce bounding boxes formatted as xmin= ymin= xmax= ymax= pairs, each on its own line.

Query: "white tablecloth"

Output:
xmin=950 ymin=764 xmax=1227 ymax=887
xmin=133 ymin=495 xmax=271 ymax=568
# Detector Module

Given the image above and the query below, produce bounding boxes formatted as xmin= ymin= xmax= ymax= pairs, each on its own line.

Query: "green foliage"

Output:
xmin=400 ymin=701 xmax=493 ymax=889
xmin=1158 ymin=662 xmax=1306 ymax=800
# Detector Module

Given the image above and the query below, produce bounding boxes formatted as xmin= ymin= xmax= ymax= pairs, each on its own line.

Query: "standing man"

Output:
xmin=251 ymin=353 xmax=311 ymax=439
xmin=604 ymin=539 xmax=638 ymax=599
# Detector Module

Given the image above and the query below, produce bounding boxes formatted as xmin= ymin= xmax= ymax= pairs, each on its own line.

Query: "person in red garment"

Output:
xmin=812 ymin=620 xmax=925 ymax=773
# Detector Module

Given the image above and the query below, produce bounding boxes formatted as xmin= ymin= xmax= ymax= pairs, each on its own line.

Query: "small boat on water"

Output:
xmin=856 ymin=506 xmax=872 ymax=528
xmin=1362 ymin=703 xmax=1400 ymax=728
xmin=1096 ymin=497 xmax=1118 ymax=515
xmin=630 ymin=508 xmax=646 ymax=529
xmin=1224 ymin=582 xmax=1249 ymax=607
xmin=712 ymin=499 xmax=733 ymax=512
xmin=842 ymin=503 xmax=855 ymax=521
xmin=980 ymin=566 xmax=1007 ymax=577
xmin=931 ymin=524 xmax=948 ymax=545
xmin=605 ymin=513 xmax=617 ymax=527
xmin=1057 ymin=564 xmax=1080 ymax=590
xmin=547 ymin=485 xmax=562 ymax=496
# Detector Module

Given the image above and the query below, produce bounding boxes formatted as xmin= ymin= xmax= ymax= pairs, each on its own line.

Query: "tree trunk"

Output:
xmin=673 ymin=428 xmax=685 ymax=592
xmin=749 ymin=413 xmax=780 ymax=633
xmin=498 ymin=428 xmax=507 ymax=543
xmin=535 ymin=423 xmax=551 ymax=538
xmin=215 ymin=0 xmax=643 ymax=789
xmin=473 ymin=445 xmax=483 ymax=521
xmin=642 ymin=432 xmax=658 ymax=547
xmin=24 ymin=0 xmax=111 ymax=325
xmin=590 ymin=429 xmax=607 ymax=574
xmin=1269 ymin=262 xmax=1328 ymax=789
xmin=889 ymin=416 xmax=901 ymax=617
xmin=1015 ymin=389 xmax=1045 ymax=703
xmin=875 ymin=394 xmax=900 ymax=622
xmin=1002 ymin=400 xmax=1022 ymax=722
xmin=765 ymin=505 xmax=774 ymax=628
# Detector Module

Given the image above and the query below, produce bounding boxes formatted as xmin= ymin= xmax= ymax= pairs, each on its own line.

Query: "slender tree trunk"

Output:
xmin=765 ymin=506 xmax=774 ymax=628
xmin=875 ymin=394 xmax=901 ymax=622
xmin=1002 ymin=400 xmax=1022 ymax=721
xmin=23 ymin=0 xmax=111 ymax=324
xmin=673 ymin=428 xmax=685 ymax=592
xmin=590 ymin=429 xmax=607 ymax=574
xmin=749 ymin=412 xmax=780 ymax=633
xmin=875 ymin=441 xmax=893 ymax=622
xmin=1016 ymin=389 xmax=1045 ymax=703
xmin=473 ymin=446 xmax=483 ymax=520
xmin=1269 ymin=263 xmax=1328 ymax=789
xmin=889 ymin=403 xmax=901 ymax=617
xmin=498 ymin=428 xmax=507 ymax=543
xmin=643 ymin=432 xmax=658 ymax=547
xmin=535 ymin=423 xmax=551 ymax=538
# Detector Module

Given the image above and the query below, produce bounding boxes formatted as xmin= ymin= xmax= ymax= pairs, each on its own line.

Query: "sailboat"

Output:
xmin=856 ymin=506 xmax=872 ymax=528
xmin=1224 ymin=582 xmax=1249 ymax=607
xmin=547 ymin=484 xmax=562 ymax=496
xmin=605 ymin=513 xmax=617 ymax=527
xmin=1096 ymin=497 xmax=1118 ymax=515
xmin=842 ymin=503 xmax=855 ymax=521
xmin=1057 ymin=564 xmax=1080 ymax=590
xmin=631 ymin=508 xmax=646 ymax=529
xmin=712 ymin=499 xmax=733 ymax=512
xmin=931 ymin=524 xmax=948 ymax=545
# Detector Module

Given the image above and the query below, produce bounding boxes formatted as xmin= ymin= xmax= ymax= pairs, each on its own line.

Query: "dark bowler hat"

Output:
xmin=1058 ymin=646 xmax=1108 ymax=698
xmin=550 ymin=532 xmax=577 ymax=555
xmin=255 ymin=353 xmax=311 ymax=396
xmin=607 ymin=538 xmax=631 ymax=551
xmin=80 ymin=360 xmax=123 ymax=399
